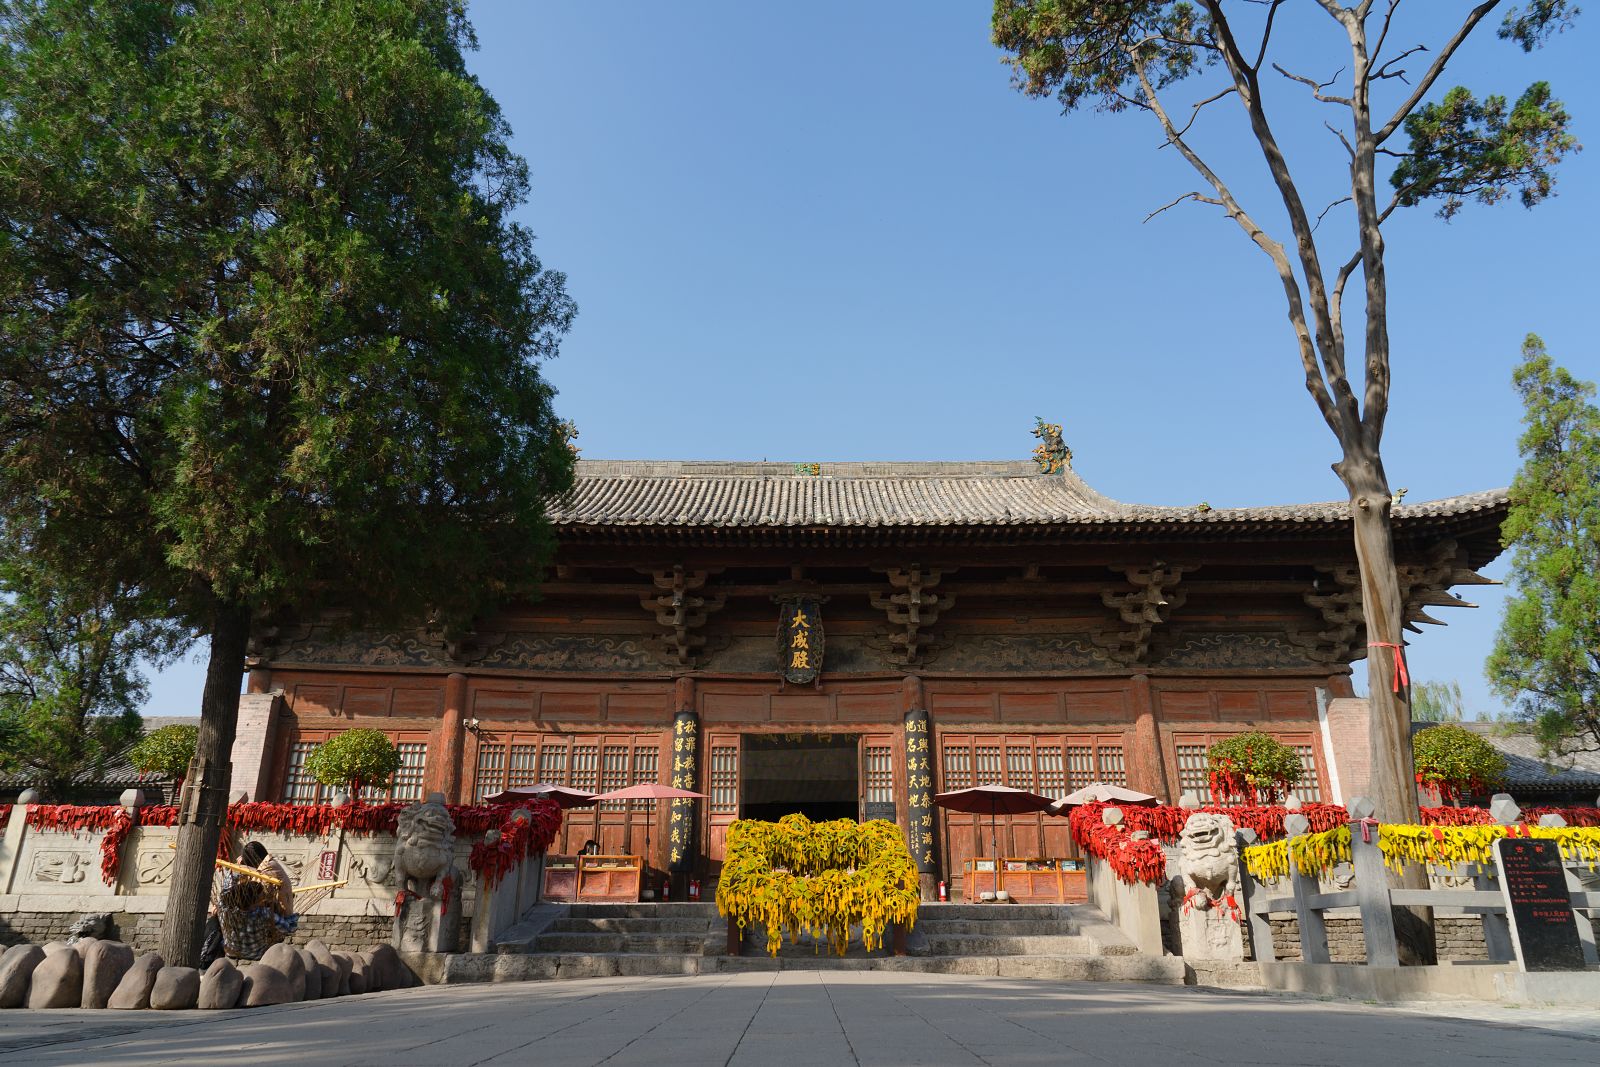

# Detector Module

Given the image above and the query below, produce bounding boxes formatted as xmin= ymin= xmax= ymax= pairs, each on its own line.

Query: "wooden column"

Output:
xmin=1126 ymin=675 xmax=1171 ymax=802
xmin=430 ymin=672 xmax=469 ymax=804
xmin=901 ymin=675 xmax=937 ymax=901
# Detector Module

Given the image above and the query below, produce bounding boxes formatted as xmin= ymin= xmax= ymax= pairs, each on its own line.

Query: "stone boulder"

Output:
xmin=0 ymin=944 xmax=46 ymax=1008
xmin=108 ymin=952 xmax=165 ymax=1010
xmin=28 ymin=947 xmax=84 ymax=1008
xmin=198 ymin=958 xmax=243 ymax=1010
xmin=239 ymin=963 xmax=296 ymax=1008
xmin=259 ymin=943 xmax=306 ymax=1001
xmin=82 ymin=940 xmax=135 ymax=1009
xmin=326 ymin=953 xmax=352 ymax=998
xmin=307 ymin=941 xmax=345 ymax=998
xmin=150 ymin=966 xmax=200 ymax=1010
xmin=296 ymin=949 xmax=322 ymax=1000
xmin=366 ymin=944 xmax=408 ymax=992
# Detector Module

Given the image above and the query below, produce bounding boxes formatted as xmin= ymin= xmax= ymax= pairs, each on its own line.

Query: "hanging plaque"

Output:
xmin=777 ymin=598 xmax=824 ymax=685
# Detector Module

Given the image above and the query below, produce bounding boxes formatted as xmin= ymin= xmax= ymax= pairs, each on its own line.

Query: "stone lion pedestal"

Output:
xmin=1172 ymin=811 xmax=1244 ymax=961
xmin=391 ymin=794 xmax=463 ymax=954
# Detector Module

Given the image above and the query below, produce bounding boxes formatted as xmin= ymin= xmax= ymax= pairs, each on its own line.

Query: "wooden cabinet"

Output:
xmin=960 ymin=858 xmax=1083 ymax=903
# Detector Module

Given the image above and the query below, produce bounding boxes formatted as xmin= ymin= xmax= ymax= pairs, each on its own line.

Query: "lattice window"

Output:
xmin=709 ymin=745 xmax=738 ymax=814
xmin=1005 ymin=745 xmax=1034 ymax=790
xmin=941 ymin=744 xmax=972 ymax=790
xmin=1287 ymin=745 xmax=1323 ymax=803
xmin=600 ymin=744 xmax=630 ymax=810
xmin=1096 ymin=745 xmax=1126 ymax=786
xmin=284 ymin=741 xmax=321 ymax=805
xmin=1066 ymin=745 xmax=1097 ymax=791
xmin=974 ymin=745 xmax=1003 ymax=785
xmin=569 ymin=744 xmax=600 ymax=794
xmin=865 ymin=745 xmax=894 ymax=804
xmin=507 ymin=744 xmax=539 ymax=789
xmin=473 ymin=743 xmax=507 ymax=803
xmin=1175 ymin=744 xmax=1209 ymax=799
xmin=632 ymin=746 xmax=659 ymax=811
xmin=1036 ymin=744 xmax=1065 ymax=798
xmin=390 ymin=743 xmax=427 ymax=802
xmin=539 ymin=744 xmax=568 ymax=787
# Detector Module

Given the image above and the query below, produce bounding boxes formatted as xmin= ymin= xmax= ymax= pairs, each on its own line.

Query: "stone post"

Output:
xmin=1346 ymin=797 xmax=1399 ymax=967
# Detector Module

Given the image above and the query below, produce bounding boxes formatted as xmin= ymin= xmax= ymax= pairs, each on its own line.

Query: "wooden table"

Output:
xmin=962 ymin=858 xmax=1080 ymax=903
xmin=575 ymin=855 xmax=643 ymax=902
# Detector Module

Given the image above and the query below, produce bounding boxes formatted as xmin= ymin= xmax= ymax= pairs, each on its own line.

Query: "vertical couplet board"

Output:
xmin=903 ymin=709 xmax=937 ymax=875
xmin=1492 ymin=836 xmax=1586 ymax=972
xmin=668 ymin=710 xmax=699 ymax=873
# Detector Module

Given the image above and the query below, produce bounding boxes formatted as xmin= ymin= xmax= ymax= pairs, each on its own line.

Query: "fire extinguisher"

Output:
xmin=688 ymin=877 xmax=702 ymax=902
xmin=937 ymin=880 xmax=949 ymax=902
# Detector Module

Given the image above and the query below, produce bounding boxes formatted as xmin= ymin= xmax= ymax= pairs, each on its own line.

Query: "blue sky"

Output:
xmin=143 ymin=2 xmax=1598 ymax=719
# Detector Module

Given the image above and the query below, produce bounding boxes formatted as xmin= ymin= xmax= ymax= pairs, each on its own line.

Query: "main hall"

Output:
xmin=235 ymin=452 xmax=1506 ymax=898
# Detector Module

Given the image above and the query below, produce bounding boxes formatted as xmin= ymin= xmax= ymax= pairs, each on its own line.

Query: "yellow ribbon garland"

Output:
xmin=715 ymin=814 xmax=920 ymax=957
xmin=1244 ymin=823 xmax=1600 ymax=882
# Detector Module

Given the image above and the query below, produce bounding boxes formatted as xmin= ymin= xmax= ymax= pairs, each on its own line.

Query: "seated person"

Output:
xmin=216 ymin=841 xmax=299 ymax=961
xmin=579 ymin=839 xmax=601 ymax=857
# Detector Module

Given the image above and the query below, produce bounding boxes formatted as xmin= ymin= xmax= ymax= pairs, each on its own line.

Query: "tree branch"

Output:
xmin=1273 ymin=63 xmax=1352 ymax=106
xmin=1170 ymin=85 xmax=1238 ymax=140
xmin=1375 ymin=2 xmax=1501 ymax=144
xmin=1252 ymin=0 xmax=1287 ymax=73
xmin=1127 ymin=54 xmax=1345 ymax=439
xmin=1143 ymin=191 xmax=1225 ymax=223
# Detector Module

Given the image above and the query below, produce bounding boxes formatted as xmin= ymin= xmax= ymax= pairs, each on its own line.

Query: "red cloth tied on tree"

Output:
xmin=1367 ymin=641 xmax=1410 ymax=692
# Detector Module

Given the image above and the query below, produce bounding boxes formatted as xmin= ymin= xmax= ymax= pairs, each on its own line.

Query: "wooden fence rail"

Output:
xmin=1238 ymin=819 xmax=1600 ymax=968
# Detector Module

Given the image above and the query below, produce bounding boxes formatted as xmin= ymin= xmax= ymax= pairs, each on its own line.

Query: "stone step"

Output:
xmin=444 ymin=951 xmax=1185 ymax=986
xmin=914 ymin=919 xmax=1081 ymax=936
xmin=918 ymin=934 xmax=1097 ymax=956
xmin=916 ymin=904 xmax=1083 ymax=921
xmin=549 ymin=917 xmax=719 ymax=934
xmin=566 ymin=903 xmax=722 ymax=919
xmin=532 ymin=932 xmax=712 ymax=955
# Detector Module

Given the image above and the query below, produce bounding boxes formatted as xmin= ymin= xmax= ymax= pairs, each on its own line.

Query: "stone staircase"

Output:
xmin=437 ymin=901 xmax=1183 ymax=985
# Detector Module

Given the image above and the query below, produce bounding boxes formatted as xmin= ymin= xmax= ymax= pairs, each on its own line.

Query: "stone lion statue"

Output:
xmin=1172 ymin=811 xmax=1244 ymax=959
xmin=391 ymin=794 xmax=461 ymax=953
xmin=394 ymin=796 xmax=455 ymax=887
xmin=66 ymin=912 xmax=111 ymax=945
xmin=1177 ymin=812 xmax=1239 ymax=913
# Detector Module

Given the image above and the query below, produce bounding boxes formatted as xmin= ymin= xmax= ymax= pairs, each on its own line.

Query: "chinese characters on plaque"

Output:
xmin=903 ymin=708 xmax=937 ymax=874
xmin=668 ymin=710 xmax=699 ymax=872
xmin=1493 ymin=837 xmax=1585 ymax=971
xmin=777 ymin=598 xmax=824 ymax=685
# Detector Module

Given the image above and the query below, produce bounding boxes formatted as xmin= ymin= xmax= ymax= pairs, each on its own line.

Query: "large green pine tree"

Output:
xmin=0 ymin=0 xmax=576 ymax=964
xmin=1489 ymin=335 xmax=1600 ymax=754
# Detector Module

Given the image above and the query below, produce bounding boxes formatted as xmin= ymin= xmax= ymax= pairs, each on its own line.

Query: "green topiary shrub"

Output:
xmin=1206 ymin=732 xmax=1303 ymax=805
xmin=1414 ymin=723 xmax=1507 ymax=801
xmin=127 ymin=723 xmax=199 ymax=787
xmin=303 ymin=729 xmax=402 ymax=802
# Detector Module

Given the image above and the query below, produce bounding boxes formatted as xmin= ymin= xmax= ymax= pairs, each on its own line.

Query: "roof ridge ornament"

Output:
xmin=1031 ymin=417 xmax=1071 ymax=475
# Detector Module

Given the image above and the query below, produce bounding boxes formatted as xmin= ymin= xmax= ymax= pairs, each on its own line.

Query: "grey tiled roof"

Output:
xmin=552 ymin=460 xmax=1508 ymax=531
xmin=0 ymin=715 xmax=198 ymax=790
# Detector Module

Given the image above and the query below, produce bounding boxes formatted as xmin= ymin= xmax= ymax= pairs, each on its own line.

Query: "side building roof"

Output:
xmin=551 ymin=460 xmax=1508 ymax=550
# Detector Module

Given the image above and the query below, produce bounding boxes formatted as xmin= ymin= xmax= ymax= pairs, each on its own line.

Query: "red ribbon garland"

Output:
xmin=1357 ymin=816 xmax=1380 ymax=844
xmin=1367 ymin=641 xmax=1410 ymax=693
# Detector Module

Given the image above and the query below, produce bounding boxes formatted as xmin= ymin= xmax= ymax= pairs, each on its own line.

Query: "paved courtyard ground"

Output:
xmin=2 ymin=971 xmax=1597 ymax=1066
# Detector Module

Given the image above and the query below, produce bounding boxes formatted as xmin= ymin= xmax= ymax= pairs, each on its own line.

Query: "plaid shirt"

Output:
xmin=218 ymin=872 xmax=299 ymax=960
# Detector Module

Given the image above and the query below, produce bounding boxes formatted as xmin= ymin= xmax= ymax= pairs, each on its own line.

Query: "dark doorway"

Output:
xmin=741 ymin=733 xmax=859 ymax=822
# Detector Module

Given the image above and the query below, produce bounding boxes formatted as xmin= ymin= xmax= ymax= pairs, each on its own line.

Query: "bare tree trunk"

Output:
xmin=1341 ymin=452 xmax=1436 ymax=964
xmin=159 ymin=601 xmax=251 ymax=968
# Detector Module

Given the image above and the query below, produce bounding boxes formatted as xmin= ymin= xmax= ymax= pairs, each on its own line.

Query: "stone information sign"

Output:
xmin=863 ymin=801 xmax=897 ymax=824
xmin=1493 ymin=837 xmax=1585 ymax=972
